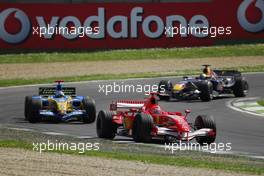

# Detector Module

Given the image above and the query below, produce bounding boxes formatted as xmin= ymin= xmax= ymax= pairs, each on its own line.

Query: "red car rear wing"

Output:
xmin=110 ymin=100 xmax=145 ymax=111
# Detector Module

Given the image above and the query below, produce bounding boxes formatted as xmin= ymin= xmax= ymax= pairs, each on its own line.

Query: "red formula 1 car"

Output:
xmin=96 ymin=93 xmax=216 ymax=144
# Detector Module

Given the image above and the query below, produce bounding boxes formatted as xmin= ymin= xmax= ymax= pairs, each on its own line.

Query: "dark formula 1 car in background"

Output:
xmin=24 ymin=81 xmax=96 ymax=123
xmin=96 ymin=93 xmax=216 ymax=144
xmin=158 ymin=65 xmax=249 ymax=102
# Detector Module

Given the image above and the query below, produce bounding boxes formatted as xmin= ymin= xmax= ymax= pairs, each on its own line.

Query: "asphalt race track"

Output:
xmin=0 ymin=73 xmax=263 ymax=156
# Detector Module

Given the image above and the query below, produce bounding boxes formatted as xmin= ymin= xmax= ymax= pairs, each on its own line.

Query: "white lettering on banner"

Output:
xmin=0 ymin=7 xmax=210 ymax=42
xmin=0 ymin=8 xmax=30 ymax=44
xmin=130 ymin=7 xmax=143 ymax=38
xmin=83 ymin=8 xmax=105 ymax=39
xmin=36 ymin=16 xmax=59 ymax=39
xmin=0 ymin=2 xmax=262 ymax=44
xmin=59 ymin=16 xmax=82 ymax=40
xmin=237 ymin=0 xmax=264 ymax=32
xmin=107 ymin=15 xmax=128 ymax=38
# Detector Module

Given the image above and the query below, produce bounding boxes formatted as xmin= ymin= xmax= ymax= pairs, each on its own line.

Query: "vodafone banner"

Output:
xmin=0 ymin=1 xmax=264 ymax=50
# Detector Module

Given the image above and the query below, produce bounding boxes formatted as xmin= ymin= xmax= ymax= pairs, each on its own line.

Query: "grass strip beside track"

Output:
xmin=1 ymin=44 xmax=264 ymax=64
xmin=0 ymin=65 xmax=264 ymax=87
xmin=257 ymin=100 xmax=264 ymax=107
xmin=0 ymin=140 xmax=264 ymax=175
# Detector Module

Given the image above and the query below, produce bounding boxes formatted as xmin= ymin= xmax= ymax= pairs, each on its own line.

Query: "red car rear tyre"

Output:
xmin=132 ymin=113 xmax=153 ymax=142
xmin=194 ymin=115 xmax=216 ymax=145
xmin=96 ymin=110 xmax=116 ymax=139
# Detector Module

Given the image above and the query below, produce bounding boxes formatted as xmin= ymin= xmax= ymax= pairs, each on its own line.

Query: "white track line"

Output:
xmin=113 ymin=140 xmax=264 ymax=159
xmin=4 ymin=126 xmax=264 ymax=159
xmin=226 ymin=97 xmax=264 ymax=118
xmin=4 ymin=126 xmax=93 ymax=139
xmin=0 ymin=72 xmax=263 ymax=90
xmin=7 ymin=127 xmax=35 ymax=132
xmin=41 ymin=132 xmax=69 ymax=136
xmin=0 ymin=75 xmax=182 ymax=90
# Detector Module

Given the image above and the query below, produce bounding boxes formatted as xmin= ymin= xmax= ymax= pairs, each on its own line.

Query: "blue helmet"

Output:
xmin=55 ymin=90 xmax=65 ymax=98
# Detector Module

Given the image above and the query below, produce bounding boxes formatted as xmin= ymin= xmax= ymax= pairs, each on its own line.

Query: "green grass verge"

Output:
xmin=0 ymin=140 xmax=263 ymax=175
xmin=0 ymin=65 xmax=264 ymax=87
xmin=257 ymin=100 xmax=264 ymax=107
xmin=1 ymin=44 xmax=264 ymax=64
xmin=256 ymin=110 xmax=264 ymax=114
xmin=239 ymin=105 xmax=259 ymax=108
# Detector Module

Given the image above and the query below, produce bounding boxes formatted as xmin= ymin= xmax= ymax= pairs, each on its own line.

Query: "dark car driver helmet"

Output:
xmin=203 ymin=65 xmax=212 ymax=76
xmin=203 ymin=67 xmax=210 ymax=74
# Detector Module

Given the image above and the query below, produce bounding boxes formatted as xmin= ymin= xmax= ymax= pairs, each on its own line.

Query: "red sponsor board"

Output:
xmin=0 ymin=1 xmax=263 ymax=50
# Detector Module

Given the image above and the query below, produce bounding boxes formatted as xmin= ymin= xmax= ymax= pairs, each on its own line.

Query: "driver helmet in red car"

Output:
xmin=150 ymin=96 xmax=158 ymax=105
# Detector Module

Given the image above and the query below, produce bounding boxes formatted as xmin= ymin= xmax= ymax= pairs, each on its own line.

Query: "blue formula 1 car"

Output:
xmin=158 ymin=65 xmax=249 ymax=102
xmin=24 ymin=81 xmax=96 ymax=123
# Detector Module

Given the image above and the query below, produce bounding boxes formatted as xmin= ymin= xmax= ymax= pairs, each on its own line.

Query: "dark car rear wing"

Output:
xmin=39 ymin=87 xmax=76 ymax=96
xmin=213 ymin=70 xmax=241 ymax=77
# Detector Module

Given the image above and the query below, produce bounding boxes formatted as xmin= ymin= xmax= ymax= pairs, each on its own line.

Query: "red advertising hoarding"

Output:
xmin=0 ymin=0 xmax=263 ymax=50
